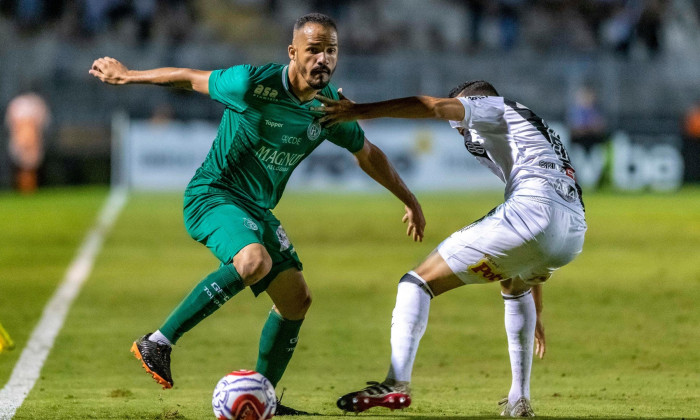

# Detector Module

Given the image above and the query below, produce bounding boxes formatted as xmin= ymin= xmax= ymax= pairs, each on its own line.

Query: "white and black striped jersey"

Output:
xmin=449 ymin=96 xmax=584 ymax=212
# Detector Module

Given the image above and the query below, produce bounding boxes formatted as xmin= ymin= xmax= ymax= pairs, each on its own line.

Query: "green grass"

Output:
xmin=1 ymin=187 xmax=699 ymax=419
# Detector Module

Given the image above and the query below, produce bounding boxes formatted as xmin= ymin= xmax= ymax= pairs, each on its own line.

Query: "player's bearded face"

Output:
xmin=292 ymin=24 xmax=338 ymax=90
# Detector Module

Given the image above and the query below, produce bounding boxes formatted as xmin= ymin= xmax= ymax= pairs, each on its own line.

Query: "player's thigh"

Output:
xmin=184 ymin=194 xmax=264 ymax=265
xmin=509 ymin=199 xmax=587 ymax=285
xmin=437 ymin=203 xmax=530 ymax=285
xmin=537 ymin=204 xmax=587 ymax=268
xmin=265 ymin=268 xmax=310 ymax=321
xmin=413 ymin=251 xmax=465 ymax=297
xmin=248 ymin=211 xmax=303 ymax=296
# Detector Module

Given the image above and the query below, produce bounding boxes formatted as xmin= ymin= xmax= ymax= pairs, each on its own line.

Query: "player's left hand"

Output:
xmin=313 ymin=88 xmax=357 ymax=127
xmin=535 ymin=316 xmax=546 ymax=359
xmin=403 ymin=203 xmax=425 ymax=242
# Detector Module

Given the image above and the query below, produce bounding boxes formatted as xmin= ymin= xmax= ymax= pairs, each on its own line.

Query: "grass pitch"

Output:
xmin=1 ymin=186 xmax=699 ymax=419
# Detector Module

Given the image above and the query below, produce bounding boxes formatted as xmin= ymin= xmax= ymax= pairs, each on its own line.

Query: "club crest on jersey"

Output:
xmin=243 ymin=218 xmax=259 ymax=231
xmin=307 ymin=119 xmax=322 ymax=141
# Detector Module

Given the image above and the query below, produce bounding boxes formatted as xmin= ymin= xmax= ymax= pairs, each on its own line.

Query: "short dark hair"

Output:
xmin=294 ymin=13 xmax=337 ymax=33
xmin=448 ymin=80 xmax=499 ymax=98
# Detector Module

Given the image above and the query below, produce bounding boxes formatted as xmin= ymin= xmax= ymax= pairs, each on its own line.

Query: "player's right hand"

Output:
xmin=313 ymin=88 xmax=357 ymax=126
xmin=403 ymin=203 xmax=425 ymax=242
xmin=89 ymin=57 xmax=129 ymax=85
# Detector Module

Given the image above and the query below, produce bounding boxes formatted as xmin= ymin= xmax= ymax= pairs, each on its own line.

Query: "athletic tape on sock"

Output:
xmin=501 ymin=289 xmax=532 ymax=300
xmin=399 ymin=271 xmax=435 ymax=299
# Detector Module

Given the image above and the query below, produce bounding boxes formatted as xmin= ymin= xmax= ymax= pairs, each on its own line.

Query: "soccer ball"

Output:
xmin=212 ymin=370 xmax=277 ymax=420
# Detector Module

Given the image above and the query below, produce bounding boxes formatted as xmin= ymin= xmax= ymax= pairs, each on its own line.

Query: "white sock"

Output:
xmin=386 ymin=272 xmax=431 ymax=384
xmin=502 ymin=290 xmax=536 ymax=405
xmin=149 ymin=330 xmax=172 ymax=347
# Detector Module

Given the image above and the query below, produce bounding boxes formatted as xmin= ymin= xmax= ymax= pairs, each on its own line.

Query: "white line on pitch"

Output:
xmin=0 ymin=188 xmax=129 ymax=420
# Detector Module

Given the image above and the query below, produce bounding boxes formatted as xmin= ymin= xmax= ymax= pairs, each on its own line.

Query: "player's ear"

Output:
xmin=288 ymin=45 xmax=296 ymax=61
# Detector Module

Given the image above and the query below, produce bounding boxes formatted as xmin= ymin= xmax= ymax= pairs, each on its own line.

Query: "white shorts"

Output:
xmin=437 ymin=195 xmax=587 ymax=285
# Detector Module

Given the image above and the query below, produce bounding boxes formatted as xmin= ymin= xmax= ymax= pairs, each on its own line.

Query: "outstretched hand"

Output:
xmin=89 ymin=57 xmax=129 ymax=84
xmin=403 ymin=204 xmax=425 ymax=242
xmin=312 ymin=88 xmax=357 ymax=127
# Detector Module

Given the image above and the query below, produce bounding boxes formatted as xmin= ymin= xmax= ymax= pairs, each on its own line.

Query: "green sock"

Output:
xmin=159 ymin=264 xmax=244 ymax=344
xmin=255 ymin=310 xmax=303 ymax=387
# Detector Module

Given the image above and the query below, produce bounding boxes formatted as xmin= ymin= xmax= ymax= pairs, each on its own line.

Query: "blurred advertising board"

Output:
xmin=115 ymin=118 xmax=501 ymax=192
xmin=116 ymin=118 xmax=683 ymax=193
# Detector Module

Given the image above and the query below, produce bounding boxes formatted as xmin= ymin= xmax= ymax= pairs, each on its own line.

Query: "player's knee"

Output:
xmin=234 ymin=249 xmax=272 ymax=286
xmin=292 ymin=287 xmax=312 ymax=317
xmin=243 ymin=258 xmax=272 ymax=285
xmin=297 ymin=291 xmax=312 ymax=316
xmin=277 ymin=289 xmax=312 ymax=320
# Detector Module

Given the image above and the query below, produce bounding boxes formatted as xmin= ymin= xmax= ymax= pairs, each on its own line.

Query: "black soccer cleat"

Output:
xmin=275 ymin=399 xmax=311 ymax=416
xmin=337 ymin=381 xmax=411 ymax=413
xmin=130 ymin=333 xmax=174 ymax=389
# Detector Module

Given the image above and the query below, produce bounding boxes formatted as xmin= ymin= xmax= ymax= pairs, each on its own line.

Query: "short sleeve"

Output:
xmin=327 ymin=121 xmax=365 ymax=153
xmin=208 ymin=65 xmax=253 ymax=112
xmin=449 ymin=96 xmax=505 ymax=129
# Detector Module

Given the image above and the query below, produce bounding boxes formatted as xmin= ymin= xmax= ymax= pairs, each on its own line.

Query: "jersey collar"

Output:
xmin=282 ymin=65 xmax=316 ymax=106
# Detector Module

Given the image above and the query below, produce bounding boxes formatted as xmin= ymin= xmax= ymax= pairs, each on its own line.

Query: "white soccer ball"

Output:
xmin=212 ymin=370 xmax=277 ymax=420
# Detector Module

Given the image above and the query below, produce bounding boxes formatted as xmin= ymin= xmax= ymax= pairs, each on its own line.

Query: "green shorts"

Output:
xmin=183 ymin=190 xmax=302 ymax=296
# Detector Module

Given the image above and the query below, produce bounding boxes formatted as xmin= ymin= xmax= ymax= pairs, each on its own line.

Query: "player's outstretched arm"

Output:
xmin=89 ymin=57 xmax=211 ymax=95
xmin=314 ymin=94 xmax=466 ymax=126
xmin=354 ymin=138 xmax=425 ymax=242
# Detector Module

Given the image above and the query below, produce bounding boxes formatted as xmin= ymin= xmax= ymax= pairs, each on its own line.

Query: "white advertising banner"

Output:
xmin=287 ymin=120 xmax=502 ymax=191
xmin=120 ymin=119 xmax=502 ymax=192
xmin=124 ymin=120 xmax=215 ymax=190
xmin=119 ymin=119 xmax=683 ymax=192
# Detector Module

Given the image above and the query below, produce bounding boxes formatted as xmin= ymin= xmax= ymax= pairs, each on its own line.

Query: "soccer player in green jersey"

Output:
xmin=90 ymin=13 xmax=425 ymax=414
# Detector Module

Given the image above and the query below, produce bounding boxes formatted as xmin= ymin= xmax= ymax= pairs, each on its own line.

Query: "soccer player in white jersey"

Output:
xmin=314 ymin=81 xmax=587 ymax=417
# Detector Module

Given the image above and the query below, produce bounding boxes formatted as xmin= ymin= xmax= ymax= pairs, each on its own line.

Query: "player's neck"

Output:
xmin=287 ymin=68 xmax=319 ymax=103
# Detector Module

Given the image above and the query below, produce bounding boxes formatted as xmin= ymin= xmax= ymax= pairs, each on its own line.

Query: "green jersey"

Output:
xmin=186 ymin=63 xmax=365 ymax=210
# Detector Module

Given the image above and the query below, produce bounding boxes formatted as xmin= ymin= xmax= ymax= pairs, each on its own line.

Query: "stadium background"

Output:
xmin=1 ymin=1 xmax=700 ymax=419
xmin=0 ymin=0 xmax=699 ymax=191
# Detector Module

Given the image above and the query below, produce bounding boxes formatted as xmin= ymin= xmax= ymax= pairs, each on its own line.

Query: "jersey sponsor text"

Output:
xmin=468 ymin=257 xmax=506 ymax=282
xmin=255 ymin=145 xmax=305 ymax=172
xmin=265 ymin=119 xmax=283 ymax=128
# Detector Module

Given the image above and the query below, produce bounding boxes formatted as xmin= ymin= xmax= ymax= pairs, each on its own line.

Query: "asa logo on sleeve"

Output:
xmin=253 ymin=84 xmax=279 ymax=101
